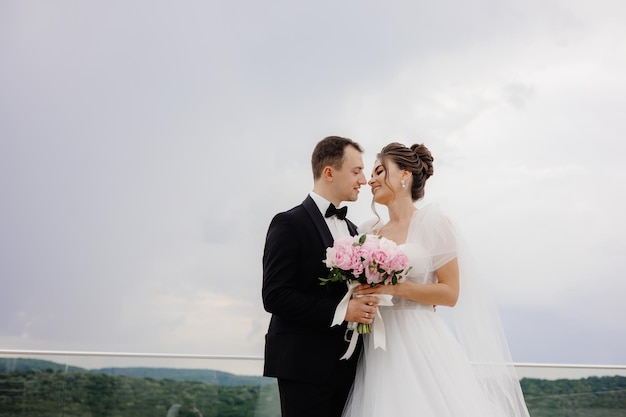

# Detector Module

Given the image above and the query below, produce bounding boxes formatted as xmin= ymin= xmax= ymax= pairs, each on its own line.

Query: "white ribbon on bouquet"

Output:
xmin=331 ymin=281 xmax=394 ymax=360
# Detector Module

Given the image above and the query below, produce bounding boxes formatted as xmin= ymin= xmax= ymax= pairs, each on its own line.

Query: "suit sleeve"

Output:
xmin=262 ymin=212 xmax=338 ymax=328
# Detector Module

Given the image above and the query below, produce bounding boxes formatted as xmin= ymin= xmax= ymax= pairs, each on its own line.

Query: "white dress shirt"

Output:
xmin=309 ymin=191 xmax=351 ymax=239
xmin=310 ymin=191 xmax=354 ymax=324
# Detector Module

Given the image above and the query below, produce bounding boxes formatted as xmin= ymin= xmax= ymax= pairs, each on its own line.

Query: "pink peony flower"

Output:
xmin=321 ymin=233 xmax=411 ymax=287
xmin=320 ymin=232 xmax=412 ymax=334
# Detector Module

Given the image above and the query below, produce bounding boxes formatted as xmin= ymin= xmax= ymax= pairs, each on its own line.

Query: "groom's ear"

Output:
xmin=322 ymin=165 xmax=334 ymax=182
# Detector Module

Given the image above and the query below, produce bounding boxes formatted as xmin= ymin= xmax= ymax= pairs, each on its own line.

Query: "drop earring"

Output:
xmin=401 ymin=180 xmax=406 ymax=188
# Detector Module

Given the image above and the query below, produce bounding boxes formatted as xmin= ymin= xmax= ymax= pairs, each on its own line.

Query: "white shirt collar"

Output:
xmin=309 ymin=191 xmax=337 ymax=216
xmin=310 ymin=191 xmax=351 ymax=238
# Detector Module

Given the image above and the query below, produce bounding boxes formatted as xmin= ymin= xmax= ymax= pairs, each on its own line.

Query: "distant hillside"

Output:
xmin=96 ymin=366 xmax=274 ymax=386
xmin=0 ymin=367 xmax=279 ymax=417
xmin=0 ymin=358 xmax=272 ymax=387
xmin=0 ymin=357 xmax=85 ymax=373
xmin=521 ymin=376 xmax=626 ymax=417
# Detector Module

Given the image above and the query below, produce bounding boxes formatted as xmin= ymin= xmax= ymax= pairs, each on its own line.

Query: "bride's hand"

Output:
xmin=355 ymin=283 xmax=397 ymax=296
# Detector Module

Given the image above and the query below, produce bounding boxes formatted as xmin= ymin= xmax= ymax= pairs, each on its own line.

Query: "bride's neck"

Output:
xmin=386 ymin=198 xmax=416 ymax=223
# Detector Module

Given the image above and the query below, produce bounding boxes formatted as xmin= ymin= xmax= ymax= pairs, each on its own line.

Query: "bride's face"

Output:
xmin=369 ymin=158 xmax=405 ymax=205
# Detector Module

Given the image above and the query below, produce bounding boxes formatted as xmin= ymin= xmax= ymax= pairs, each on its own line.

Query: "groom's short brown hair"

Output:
xmin=311 ymin=136 xmax=363 ymax=180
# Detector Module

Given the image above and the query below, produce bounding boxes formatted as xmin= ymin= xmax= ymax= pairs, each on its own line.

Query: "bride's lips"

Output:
xmin=371 ymin=186 xmax=380 ymax=194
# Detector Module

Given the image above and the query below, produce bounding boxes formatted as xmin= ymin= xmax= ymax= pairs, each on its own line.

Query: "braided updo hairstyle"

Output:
xmin=378 ymin=142 xmax=434 ymax=201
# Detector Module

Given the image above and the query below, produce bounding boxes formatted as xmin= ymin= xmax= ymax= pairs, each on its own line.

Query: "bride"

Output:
xmin=342 ymin=142 xmax=530 ymax=417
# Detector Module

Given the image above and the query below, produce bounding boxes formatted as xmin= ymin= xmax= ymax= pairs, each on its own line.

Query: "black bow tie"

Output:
xmin=325 ymin=203 xmax=348 ymax=220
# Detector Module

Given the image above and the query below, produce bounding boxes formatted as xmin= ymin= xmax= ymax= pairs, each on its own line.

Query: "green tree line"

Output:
xmin=1 ymin=359 xmax=625 ymax=417
xmin=520 ymin=376 xmax=626 ymax=417
xmin=0 ymin=368 xmax=279 ymax=417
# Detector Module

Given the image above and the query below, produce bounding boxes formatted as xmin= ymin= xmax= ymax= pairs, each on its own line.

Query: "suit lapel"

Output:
xmin=346 ymin=219 xmax=358 ymax=237
xmin=303 ymin=195 xmax=333 ymax=249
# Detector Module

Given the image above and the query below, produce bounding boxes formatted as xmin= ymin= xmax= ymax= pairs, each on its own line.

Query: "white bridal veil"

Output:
xmin=363 ymin=202 xmax=530 ymax=417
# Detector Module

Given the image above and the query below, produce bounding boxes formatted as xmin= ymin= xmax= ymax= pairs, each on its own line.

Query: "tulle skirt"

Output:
xmin=342 ymin=306 xmax=501 ymax=417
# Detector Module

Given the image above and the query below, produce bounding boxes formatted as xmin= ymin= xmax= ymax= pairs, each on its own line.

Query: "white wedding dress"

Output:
xmin=342 ymin=204 xmax=530 ymax=417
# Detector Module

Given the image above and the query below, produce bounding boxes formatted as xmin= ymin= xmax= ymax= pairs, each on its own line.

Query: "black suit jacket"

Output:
xmin=262 ymin=195 xmax=360 ymax=384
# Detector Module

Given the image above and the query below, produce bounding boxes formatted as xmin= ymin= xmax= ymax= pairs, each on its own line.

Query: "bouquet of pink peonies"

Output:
xmin=320 ymin=234 xmax=412 ymax=334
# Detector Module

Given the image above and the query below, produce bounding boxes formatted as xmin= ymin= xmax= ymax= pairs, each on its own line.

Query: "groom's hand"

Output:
xmin=345 ymin=295 xmax=379 ymax=324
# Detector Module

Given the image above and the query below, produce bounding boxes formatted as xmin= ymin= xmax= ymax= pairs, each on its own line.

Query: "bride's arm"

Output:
xmin=356 ymin=258 xmax=460 ymax=307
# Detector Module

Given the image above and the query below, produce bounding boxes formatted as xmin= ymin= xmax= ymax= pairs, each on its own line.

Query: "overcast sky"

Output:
xmin=1 ymin=0 xmax=625 ymax=373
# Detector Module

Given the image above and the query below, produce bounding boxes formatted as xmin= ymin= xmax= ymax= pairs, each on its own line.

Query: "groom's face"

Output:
xmin=332 ymin=145 xmax=367 ymax=202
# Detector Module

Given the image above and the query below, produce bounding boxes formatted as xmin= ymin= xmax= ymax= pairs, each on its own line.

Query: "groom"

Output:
xmin=262 ymin=136 xmax=380 ymax=417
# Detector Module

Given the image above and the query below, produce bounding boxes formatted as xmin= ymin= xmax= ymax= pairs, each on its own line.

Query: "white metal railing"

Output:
xmin=2 ymin=349 xmax=625 ymax=379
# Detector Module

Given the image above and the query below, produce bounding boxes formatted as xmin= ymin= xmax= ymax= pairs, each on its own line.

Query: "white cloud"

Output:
xmin=1 ymin=0 xmax=625 ymax=368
